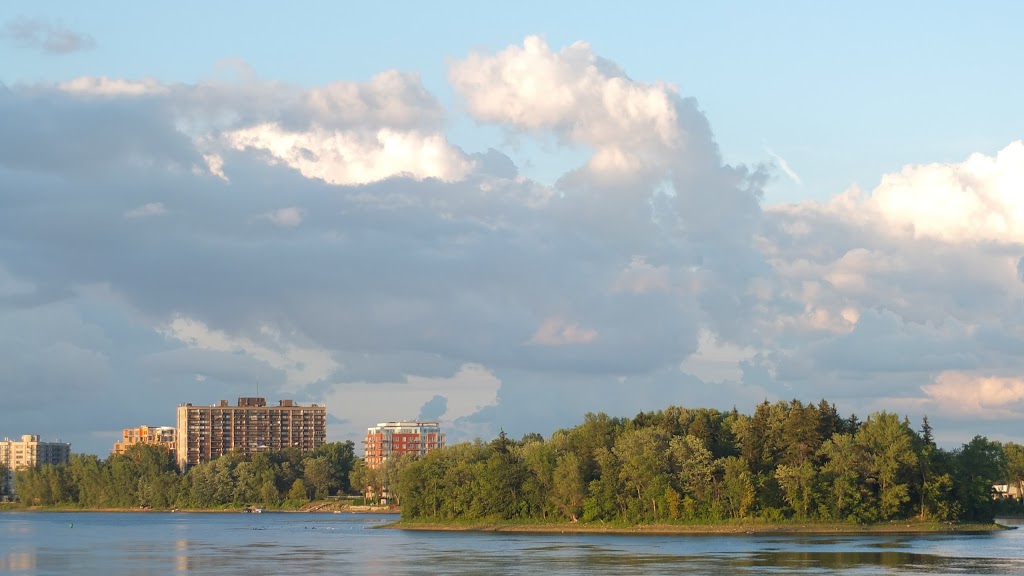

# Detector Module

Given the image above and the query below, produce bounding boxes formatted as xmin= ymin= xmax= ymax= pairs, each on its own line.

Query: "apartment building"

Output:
xmin=0 ymin=435 xmax=71 ymax=495
xmin=112 ymin=425 xmax=177 ymax=456
xmin=175 ymin=397 xmax=326 ymax=470
xmin=363 ymin=421 xmax=445 ymax=469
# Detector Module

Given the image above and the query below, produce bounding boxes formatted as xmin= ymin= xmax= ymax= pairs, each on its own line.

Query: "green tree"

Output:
xmin=818 ymin=433 xmax=865 ymax=521
xmin=1002 ymin=442 xmax=1024 ymax=500
xmin=551 ymin=452 xmax=586 ymax=521
xmin=614 ymin=427 xmax=671 ymax=519
xmin=303 ymin=457 xmax=334 ymax=499
xmin=855 ymin=412 xmax=918 ymax=519
xmin=719 ymin=456 xmax=755 ymax=519
xmin=310 ymin=441 xmax=356 ymax=495
xmin=954 ymin=436 xmax=1002 ymax=522
xmin=774 ymin=461 xmax=817 ymax=519
xmin=288 ymin=478 xmax=310 ymax=502
xmin=781 ymin=400 xmax=822 ymax=467
xmin=669 ymin=435 xmax=716 ymax=505
xmin=517 ymin=440 xmax=556 ymax=519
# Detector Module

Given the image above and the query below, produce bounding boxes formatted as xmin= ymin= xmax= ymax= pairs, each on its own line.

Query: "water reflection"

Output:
xmin=175 ymin=539 xmax=188 ymax=573
xmin=0 ymin=513 xmax=1022 ymax=575
xmin=0 ymin=550 xmax=36 ymax=571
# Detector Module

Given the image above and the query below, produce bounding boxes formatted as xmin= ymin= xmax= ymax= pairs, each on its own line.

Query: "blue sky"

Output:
xmin=3 ymin=2 xmax=1024 ymax=455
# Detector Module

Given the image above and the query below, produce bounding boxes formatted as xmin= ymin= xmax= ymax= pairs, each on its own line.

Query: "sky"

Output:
xmin=2 ymin=2 xmax=1024 ymax=456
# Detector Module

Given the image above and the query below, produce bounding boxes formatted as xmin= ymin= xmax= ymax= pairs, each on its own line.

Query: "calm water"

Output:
xmin=1 ymin=512 xmax=1022 ymax=575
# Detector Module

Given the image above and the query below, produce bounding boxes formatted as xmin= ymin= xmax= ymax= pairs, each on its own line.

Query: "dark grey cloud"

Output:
xmin=417 ymin=395 xmax=447 ymax=421
xmin=3 ymin=18 xmax=95 ymax=55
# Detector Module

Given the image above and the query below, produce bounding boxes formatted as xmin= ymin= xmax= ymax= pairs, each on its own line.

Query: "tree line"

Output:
xmin=10 ymin=441 xmax=356 ymax=509
xmin=9 ymin=400 xmax=1024 ymax=524
xmin=383 ymin=401 xmax=1024 ymax=524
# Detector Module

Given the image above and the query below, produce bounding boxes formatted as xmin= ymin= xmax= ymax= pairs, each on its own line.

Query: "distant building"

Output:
xmin=112 ymin=425 xmax=176 ymax=456
xmin=0 ymin=435 xmax=71 ymax=496
xmin=175 ymin=398 xmax=327 ymax=471
xmin=994 ymin=482 xmax=1022 ymax=499
xmin=363 ymin=421 xmax=445 ymax=469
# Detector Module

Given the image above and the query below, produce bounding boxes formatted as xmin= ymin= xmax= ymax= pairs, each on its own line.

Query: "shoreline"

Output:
xmin=0 ymin=504 xmax=397 ymax=515
xmin=382 ymin=520 xmax=1011 ymax=536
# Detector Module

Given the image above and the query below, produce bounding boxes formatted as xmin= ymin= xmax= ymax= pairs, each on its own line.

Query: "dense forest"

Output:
xmin=7 ymin=400 xmax=1024 ymax=526
xmin=379 ymin=401 xmax=1024 ymax=524
xmin=8 ymin=441 xmax=356 ymax=509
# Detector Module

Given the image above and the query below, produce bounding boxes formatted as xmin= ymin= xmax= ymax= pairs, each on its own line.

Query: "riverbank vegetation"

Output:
xmin=382 ymin=401 xmax=1024 ymax=526
xmin=6 ymin=400 xmax=1024 ymax=527
xmin=7 ymin=441 xmax=356 ymax=510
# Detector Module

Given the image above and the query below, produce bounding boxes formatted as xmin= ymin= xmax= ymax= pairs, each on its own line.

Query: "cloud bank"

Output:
xmin=1 ymin=36 xmax=1023 ymax=453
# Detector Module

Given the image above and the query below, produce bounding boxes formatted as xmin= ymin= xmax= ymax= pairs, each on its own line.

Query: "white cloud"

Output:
xmin=58 ymin=76 xmax=167 ymax=96
xmin=159 ymin=316 xmax=338 ymax=390
xmin=922 ymin=371 xmax=1024 ymax=418
xmin=323 ymin=363 xmax=501 ymax=446
xmin=264 ymin=206 xmax=303 ymax=227
xmin=871 ymin=141 xmax=1024 ymax=243
xmin=529 ymin=317 xmax=599 ymax=345
xmin=680 ymin=329 xmax=755 ymax=383
xmin=225 ymin=124 xmax=474 ymax=185
xmin=449 ymin=35 xmax=683 ymax=180
xmin=203 ymin=153 xmax=227 ymax=180
xmin=124 ymin=202 xmax=167 ymax=218
xmin=305 ymin=70 xmax=444 ymax=130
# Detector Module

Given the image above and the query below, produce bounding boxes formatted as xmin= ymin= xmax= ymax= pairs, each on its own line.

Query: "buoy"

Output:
xmin=68 ymin=523 xmax=73 ymax=528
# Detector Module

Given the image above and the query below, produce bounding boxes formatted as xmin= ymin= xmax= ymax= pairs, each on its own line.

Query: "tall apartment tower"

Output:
xmin=175 ymin=398 xmax=327 ymax=471
xmin=113 ymin=425 xmax=177 ymax=456
xmin=1 ymin=435 xmax=71 ymax=495
xmin=363 ymin=421 xmax=445 ymax=469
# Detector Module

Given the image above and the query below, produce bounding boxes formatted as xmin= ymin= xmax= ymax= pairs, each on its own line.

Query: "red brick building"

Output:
xmin=363 ymin=421 xmax=445 ymax=469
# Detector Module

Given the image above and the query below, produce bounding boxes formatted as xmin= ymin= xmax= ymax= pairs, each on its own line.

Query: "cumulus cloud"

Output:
xmin=323 ymin=364 xmax=500 ymax=442
xmin=753 ymin=141 xmax=1024 ymax=435
xmin=922 ymin=372 xmax=1024 ymax=418
xmin=14 ymin=35 xmax=1024 ymax=454
xmin=871 ymin=141 xmax=1024 ymax=243
xmin=225 ymin=124 xmax=474 ymax=185
xmin=158 ymin=316 xmax=338 ymax=391
xmin=450 ymin=35 xmax=684 ymax=182
xmin=0 ymin=38 xmax=778 ymax=453
xmin=3 ymin=18 xmax=95 ymax=55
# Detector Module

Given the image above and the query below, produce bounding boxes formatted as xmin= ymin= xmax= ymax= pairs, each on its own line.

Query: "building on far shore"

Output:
xmin=363 ymin=421 xmax=445 ymax=469
xmin=112 ymin=425 xmax=176 ymax=456
xmin=175 ymin=397 xmax=327 ymax=471
xmin=1 ymin=435 xmax=71 ymax=496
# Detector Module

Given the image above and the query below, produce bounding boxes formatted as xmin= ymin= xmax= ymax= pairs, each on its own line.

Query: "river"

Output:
xmin=1 ymin=512 xmax=1022 ymax=575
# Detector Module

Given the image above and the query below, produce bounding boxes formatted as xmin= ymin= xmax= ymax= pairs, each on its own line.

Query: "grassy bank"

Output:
xmin=384 ymin=518 xmax=1009 ymax=535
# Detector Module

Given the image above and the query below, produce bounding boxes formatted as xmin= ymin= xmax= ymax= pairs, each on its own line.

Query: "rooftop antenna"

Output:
xmin=256 ymin=370 xmax=260 ymax=399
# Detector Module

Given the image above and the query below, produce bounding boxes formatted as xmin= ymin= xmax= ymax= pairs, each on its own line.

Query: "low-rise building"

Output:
xmin=113 ymin=425 xmax=176 ymax=456
xmin=363 ymin=421 xmax=445 ymax=469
